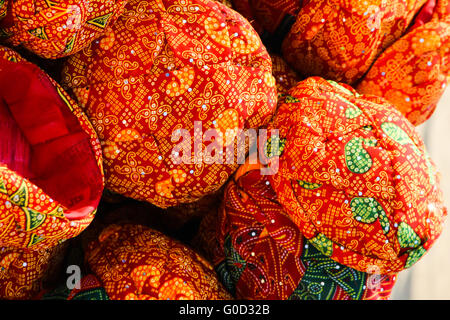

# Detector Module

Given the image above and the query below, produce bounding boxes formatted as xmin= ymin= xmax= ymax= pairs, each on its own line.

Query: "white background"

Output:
xmin=392 ymin=87 xmax=450 ymax=299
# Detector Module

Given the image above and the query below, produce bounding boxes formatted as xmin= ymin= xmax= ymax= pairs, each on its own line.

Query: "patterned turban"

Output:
xmin=85 ymin=224 xmax=232 ymax=300
xmin=210 ymin=160 xmax=397 ymax=300
xmin=0 ymin=46 xmax=104 ymax=250
xmin=357 ymin=0 xmax=450 ymax=126
xmin=230 ymin=0 xmax=430 ymax=85
xmin=265 ymin=77 xmax=446 ymax=275
xmin=62 ymin=0 xmax=277 ymax=209
xmin=0 ymin=0 xmax=127 ymax=59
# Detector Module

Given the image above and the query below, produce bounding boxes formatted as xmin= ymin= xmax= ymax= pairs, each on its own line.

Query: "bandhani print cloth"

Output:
xmin=357 ymin=0 xmax=450 ymax=126
xmin=265 ymin=77 xmax=447 ymax=275
xmin=0 ymin=246 xmax=54 ymax=299
xmin=283 ymin=0 xmax=430 ymax=84
xmin=62 ymin=0 xmax=277 ymax=209
xmin=230 ymin=0 xmax=429 ymax=84
xmin=211 ymin=160 xmax=396 ymax=300
xmin=85 ymin=224 xmax=233 ymax=300
xmin=0 ymin=46 xmax=104 ymax=250
xmin=0 ymin=0 xmax=128 ymax=59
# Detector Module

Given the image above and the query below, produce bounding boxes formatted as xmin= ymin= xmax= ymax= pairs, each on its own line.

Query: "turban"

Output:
xmin=0 ymin=0 xmax=127 ymax=59
xmin=357 ymin=0 xmax=450 ymax=126
xmin=265 ymin=77 xmax=446 ymax=275
xmin=230 ymin=0 xmax=430 ymax=85
xmin=85 ymin=224 xmax=232 ymax=300
xmin=210 ymin=160 xmax=397 ymax=299
xmin=0 ymin=46 xmax=104 ymax=250
xmin=62 ymin=0 xmax=277 ymax=209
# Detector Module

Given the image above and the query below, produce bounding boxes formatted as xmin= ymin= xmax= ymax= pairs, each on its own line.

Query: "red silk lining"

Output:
xmin=0 ymin=59 xmax=102 ymax=219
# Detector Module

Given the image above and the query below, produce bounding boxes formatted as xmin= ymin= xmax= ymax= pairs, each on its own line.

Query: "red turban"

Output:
xmin=0 ymin=244 xmax=67 ymax=299
xmin=266 ymin=77 xmax=446 ymax=275
xmin=0 ymin=0 xmax=127 ymax=59
xmin=62 ymin=0 xmax=277 ymax=209
xmin=230 ymin=0 xmax=431 ymax=85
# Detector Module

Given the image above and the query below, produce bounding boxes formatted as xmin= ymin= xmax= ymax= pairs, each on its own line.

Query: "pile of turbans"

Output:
xmin=0 ymin=0 xmax=447 ymax=300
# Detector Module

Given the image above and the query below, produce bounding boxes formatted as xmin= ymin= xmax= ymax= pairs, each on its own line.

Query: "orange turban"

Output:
xmin=357 ymin=0 xmax=450 ymax=125
xmin=85 ymin=224 xmax=232 ymax=300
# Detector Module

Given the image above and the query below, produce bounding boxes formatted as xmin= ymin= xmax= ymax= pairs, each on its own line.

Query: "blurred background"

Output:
xmin=391 ymin=88 xmax=450 ymax=299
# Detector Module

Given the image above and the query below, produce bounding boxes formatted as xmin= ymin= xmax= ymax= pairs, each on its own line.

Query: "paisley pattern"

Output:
xmin=266 ymin=77 xmax=447 ymax=275
xmin=62 ymin=0 xmax=277 ymax=209
xmin=344 ymin=138 xmax=375 ymax=174
xmin=0 ymin=0 xmax=127 ymax=59
xmin=85 ymin=224 xmax=232 ymax=300
xmin=210 ymin=161 xmax=396 ymax=300
xmin=289 ymin=242 xmax=369 ymax=300
xmin=357 ymin=0 xmax=450 ymax=126
xmin=0 ymin=46 xmax=104 ymax=250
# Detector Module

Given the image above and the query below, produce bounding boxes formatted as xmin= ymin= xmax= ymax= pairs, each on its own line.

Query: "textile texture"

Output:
xmin=212 ymin=163 xmax=397 ymax=299
xmin=0 ymin=245 xmax=63 ymax=299
xmin=0 ymin=46 xmax=104 ymax=251
xmin=266 ymin=77 xmax=447 ymax=275
xmin=62 ymin=0 xmax=277 ymax=209
xmin=356 ymin=0 xmax=450 ymax=125
xmin=0 ymin=0 xmax=128 ymax=59
xmin=230 ymin=0 xmax=431 ymax=85
xmin=85 ymin=224 xmax=233 ymax=300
